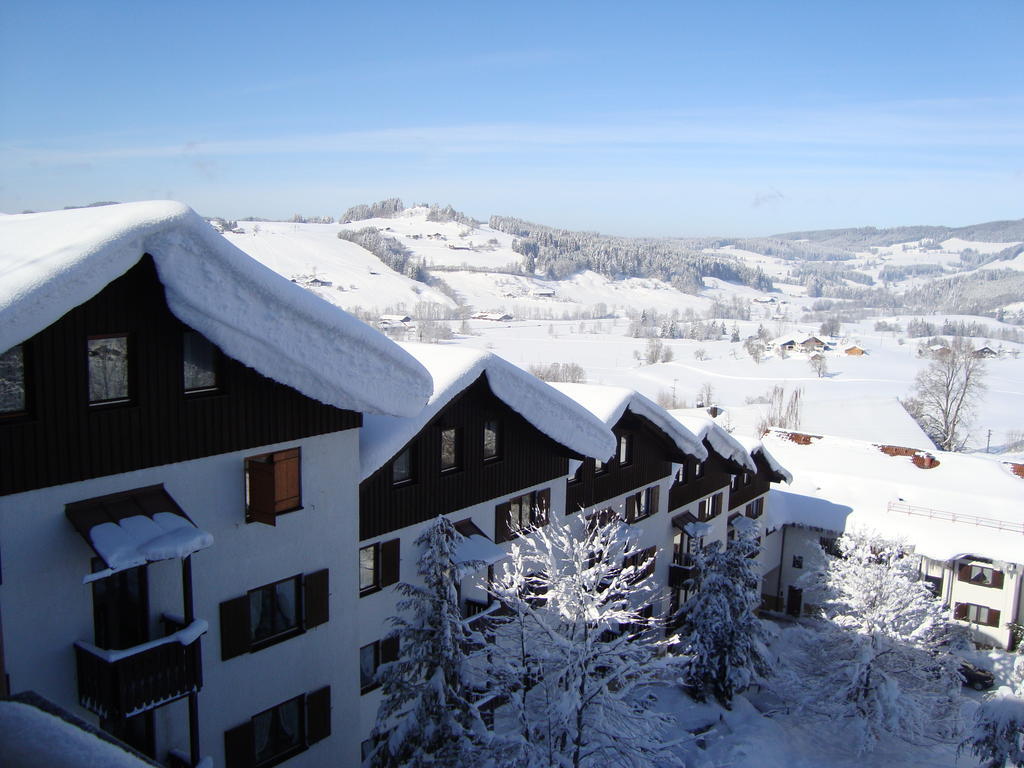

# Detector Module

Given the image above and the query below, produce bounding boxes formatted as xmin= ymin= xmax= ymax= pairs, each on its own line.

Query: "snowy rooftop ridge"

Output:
xmin=733 ymin=434 xmax=792 ymax=483
xmin=359 ymin=343 xmax=616 ymax=480
xmin=548 ymin=383 xmax=708 ymax=461
xmin=0 ymin=202 xmax=432 ymax=417
xmin=667 ymin=410 xmax=757 ymax=472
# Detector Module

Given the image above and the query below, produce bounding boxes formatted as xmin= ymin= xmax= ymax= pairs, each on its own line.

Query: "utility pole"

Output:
xmin=986 ymin=429 xmax=992 ymax=453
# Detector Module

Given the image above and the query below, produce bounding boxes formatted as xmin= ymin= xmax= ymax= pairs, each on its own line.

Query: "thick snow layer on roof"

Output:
xmin=549 ymin=383 xmax=708 ymax=460
xmin=0 ymin=701 xmax=156 ymax=768
xmin=763 ymin=430 xmax=1024 ymax=564
xmin=455 ymin=533 xmax=506 ymax=568
xmin=0 ymin=202 xmax=431 ymax=417
xmin=360 ymin=343 xmax=615 ymax=479
xmin=734 ymin=434 xmax=792 ymax=483
xmin=86 ymin=512 xmax=213 ymax=582
xmin=668 ymin=411 xmax=757 ymax=472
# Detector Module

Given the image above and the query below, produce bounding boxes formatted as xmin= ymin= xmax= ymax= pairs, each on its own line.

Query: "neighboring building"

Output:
xmin=799 ymin=336 xmax=826 ymax=352
xmin=763 ymin=430 xmax=1024 ymax=648
xmin=844 ymin=345 xmax=867 ymax=356
xmin=355 ymin=345 xmax=614 ymax=756
xmin=973 ymin=346 xmax=998 ymax=358
xmin=0 ymin=202 xmax=433 ymax=768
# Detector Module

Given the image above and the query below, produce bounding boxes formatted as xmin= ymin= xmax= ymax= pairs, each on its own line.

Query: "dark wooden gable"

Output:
xmin=727 ymin=451 xmax=775 ymax=510
xmin=360 ymin=374 xmax=572 ymax=540
xmin=0 ymin=255 xmax=359 ymax=496
xmin=667 ymin=437 xmax=740 ymax=512
xmin=565 ymin=409 xmax=679 ymax=515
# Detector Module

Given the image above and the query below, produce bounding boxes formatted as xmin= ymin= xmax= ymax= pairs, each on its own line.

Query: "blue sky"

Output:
xmin=2 ymin=1 xmax=1021 ymax=236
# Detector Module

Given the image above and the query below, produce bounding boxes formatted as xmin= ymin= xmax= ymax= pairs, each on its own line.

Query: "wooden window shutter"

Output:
xmin=536 ymin=489 xmax=551 ymax=527
xmin=380 ymin=635 xmax=400 ymax=664
xmin=988 ymin=609 xmax=1001 ymax=627
xmin=992 ymin=570 xmax=1005 ymax=589
xmin=650 ymin=485 xmax=660 ymax=515
xmin=625 ymin=494 xmax=638 ymax=524
xmin=246 ymin=457 xmax=277 ymax=526
xmin=495 ymin=502 xmax=511 ymax=544
xmin=380 ymin=539 xmax=400 ymax=587
xmin=220 ymin=595 xmax=251 ymax=661
xmin=953 ymin=603 xmax=967 ymax=620
xmin=957 ymin=564 xmax=971 ymax=582
xmin=304 ymin=569 xmax=329 ymax=629
xmin=273 ymin=448 xmax=301 ymax=513
xmin=223 ymin=721 xmax=255 ymax=768
xmin=306 ymin=686 xmax=331 ymax=745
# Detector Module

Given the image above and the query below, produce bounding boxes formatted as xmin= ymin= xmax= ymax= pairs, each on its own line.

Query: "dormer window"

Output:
xmin=183 ymin=330 xmax=218 ymax=393
xmin=87 ymin=334 xmax=129 ymax=404
xmin=0 ymin=345 xmax=25 ymax=414
xmin=617 ymin=434 xmax=632 ymax=466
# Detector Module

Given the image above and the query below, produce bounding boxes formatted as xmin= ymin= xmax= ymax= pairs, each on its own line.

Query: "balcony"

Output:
xmin=668 ymin=557 xmax=698 ymax=589
xmin=75 ymin=619 xmax=206 ymax=719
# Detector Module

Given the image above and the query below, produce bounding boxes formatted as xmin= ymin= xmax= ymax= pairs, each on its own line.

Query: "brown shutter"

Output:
xmin=953 ymin=603 xmax=967 ymax=620
xmin=536 ymin=489 xmax=550 ymax=527
xmin=988 ymin=609 xmax=1001 ymax=628
xmin=246 ymin=458 xmax=277 ymax=525
xmin=223 ymin=721 xmax=254 ymax=768
xmin=957 ymin=564 xmax=971 ymax=582
xmin=274 ymin=448 xmax=301 ymax=513
xmin=380 ymin=539 xmax=400 ymax=587
xmin=304 ymin=569 xmax=329 ymax=629
xmin=306 ymin=686 xmax=331 ymax=744
xmin=625 ymin=494 xmax=638 ymax=523
xmin=220 ymin=595 xmax=251 ymax=660
xmin=380 ymin=634 xmax=400 ymax=663
xmin=650 ymin=485 xmax=660 ymax=516
xmin=991 ymin=570 xmax=1005 ymax=589
xmin=644 ymin=546 xmax=657 ymax=578
xmin=494 ymin=502 xmax=511 ymax=544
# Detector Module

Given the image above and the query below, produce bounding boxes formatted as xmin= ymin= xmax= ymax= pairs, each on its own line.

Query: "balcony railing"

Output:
xmin=668 ymin=557 xmax=698 ymax=589
xmin=75 ymin=619 xmax=206 ymax=719
xmin=887 ymin=501 xmax=1024 ymax=535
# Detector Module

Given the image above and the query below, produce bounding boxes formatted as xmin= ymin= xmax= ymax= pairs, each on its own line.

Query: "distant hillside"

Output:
xmin=772 ymin=218 xmax=1024 ymax=249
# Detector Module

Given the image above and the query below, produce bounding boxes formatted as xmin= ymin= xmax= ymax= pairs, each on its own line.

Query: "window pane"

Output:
xmin=360 ymin=643 xmax=378 ymax=689
xmin=618 ymin=435 xmax=630 ymax=464
xmin=441 ymin=428 xmax=458 ymax=471
xmin=88 ymin=336 xmax=129 ymax=402
xmin=392 ymin=449 xmax=411 ymax=484
xmin=359 ymin=545 xmax=377 ymax=591
xmin=183 ymin=331 xmax=217 ymax=391
xmin=483 ymin=419 xmax=499 ymax=460
xmin=249 ymin=578 xmax=299 ymax=642
xmin=0 ymin=345 xmax=25 ymax=413
xmin=253 ymin=697 xmax=302 ymax=765
xmin=594 ymin=459 xmax=605 ymax=474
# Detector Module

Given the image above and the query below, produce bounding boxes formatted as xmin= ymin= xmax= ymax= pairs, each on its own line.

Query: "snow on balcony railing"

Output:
xmin=887 ymin=502 xmax=1024 ymax=535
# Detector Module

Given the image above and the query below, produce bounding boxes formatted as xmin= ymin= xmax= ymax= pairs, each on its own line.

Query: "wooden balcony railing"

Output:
xmin=75 ymin=620 xmax=206 ymax=719
xmin=668 ymin=558 xmax=698 ymax=589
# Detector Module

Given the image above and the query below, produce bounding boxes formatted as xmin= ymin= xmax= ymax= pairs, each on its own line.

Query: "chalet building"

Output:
xmin=843 ymin=345 xmax=868 ymax=356
xmin=0 ymin=203 xmax=433 ymax=768
xmin=354 ymin=344 xmax=614 ymax=756
xmin=762 ymin=431 xmax=1024 ymax=649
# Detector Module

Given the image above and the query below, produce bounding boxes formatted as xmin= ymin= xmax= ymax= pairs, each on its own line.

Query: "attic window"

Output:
xmin=0 ymin=345 xmax=26 ymax=414
xmin=440 ymin=428 xmax=460 ymax=472
xmin=392 ymin=448 xmax=413 ymax=485
xmin=483 ymin=418 xmax=500 ymax=461
xmin=693 ymin=461 xmax=704 ymax=479
xmin=617 ymin=434 xmax=632 ymax=466
xmin=183 ymin=330 xmax=218 ymax=393
xmin=88 ymin=334 xmax=129 ymax=404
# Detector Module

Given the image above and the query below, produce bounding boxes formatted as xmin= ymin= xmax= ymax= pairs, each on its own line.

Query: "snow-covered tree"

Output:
xmin=484 ymin=509 xmax=684 ymax=768
xmin=674 ymin=518 xmax=771 ymax=707
xmin=960 ymin=692 xmax=1024 ymax=768
xmin=368 ymin=517 xmax=487 ymax=767
xmin=792 ymin=529 xmax=962 ymax=753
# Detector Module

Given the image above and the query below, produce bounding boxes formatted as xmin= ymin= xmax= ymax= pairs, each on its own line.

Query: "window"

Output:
xmin=483 ymin=418 xmax=500 ymax=461
xmin=626 ymin=485 xmax=659 ymax=523
xmin=88 ymin=334 xmax=129 ymax=404
xmin=745 ymin=498 xmax=764 ymax=519
xmin=617 ymin=434 xmax=632 ymax=466
xmin=594 ymin=458 xmax=606 ymax=474
xmin=623 ymin=545 xmax=656 ymax=583
xmin=360 ymin=636 xmax=399 ymax=693
xmin=358 ymin=539 xmax=400 ymax=596
xmin=391 ymin=448 xmax=413 ymax=485
xmin=954 ymin=602 xmax=1001 ymax=627
xmin=675 ymin=462 xmax=688 ymax=485
xmin=0 ymin=345 xmax=26 ymax=414
xmin=440 ymin=427 xmax=460 ymax=472
xmin=568 ymin=461 xmax=582 ymax=484
xmin=223 ymin=688 xmax=331 ymax=768
xmin=792 ymin=555 xmax=804 ymax=569
xmin=819 ymin=536 xmax=841 ymax=557
xmin=220 ymin=570 xmax=328 ymax=660
xmin=697 ymin=493 xmax=722 ymax=522
xmin=958 ymin=564 xmax=1004 ymax=589
xmin=183 ymin=330 xmax=218 ymax=392
xmin=250 ymin=576 xmax=301 ymax=646
xmin=495 ymin=489 xmax=550 ymax=543
xmin=710 ymin=492 xmax=722 ymax=518
xmin=693 ymin=461 xmax=704 ymax=478
xmin=245 ymin=448 xmax=301 ymax=525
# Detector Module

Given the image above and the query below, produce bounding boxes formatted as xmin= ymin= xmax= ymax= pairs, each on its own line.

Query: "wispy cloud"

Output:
xmin=752 ymin=187 xmax=785 ymax=208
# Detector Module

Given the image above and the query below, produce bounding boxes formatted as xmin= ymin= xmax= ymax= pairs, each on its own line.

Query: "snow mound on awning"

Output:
xmin=87 ymin=512 xmax=213 ymax=580
xmin=0 ymin=202 xmax=431 ymax=417
xmin=549 ymin=382 xmax=708 ymax=460
xmin=668 ymin=411 xmax=757 ymax=472
xmin=360 ymin=343 xmax=615 ymax=479
xmin=734 ymin=434 xmax=792 ymax=483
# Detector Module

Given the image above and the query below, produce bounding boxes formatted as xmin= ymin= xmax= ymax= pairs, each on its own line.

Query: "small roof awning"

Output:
xmin=66 ymin=485 xmax=213 ymax=584
xmin=672 ymin=512 xmax=697 ymax=531
xmin=454 ymin=519 xmax=506 ymax=569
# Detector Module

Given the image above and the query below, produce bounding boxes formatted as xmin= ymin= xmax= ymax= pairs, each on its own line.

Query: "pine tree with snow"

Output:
xmin=959 ymin=692 xmax=1024 ymax=768
xmin=484 ymin=508 xmax=684 ymax=768
xmin=674 ymin=517 xmax=771 ymax=707
xmin=368 ymin=517 xmax=487 ymax=767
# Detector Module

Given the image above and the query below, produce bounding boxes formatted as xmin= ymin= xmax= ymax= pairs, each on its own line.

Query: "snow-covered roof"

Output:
xmin=549 ymin=383 xmax=708 ymax=461
xmin=733 ymin=434 xmax=792 ymax=483
xmin=762 ymin=430 xmax=1024 ymax=564
xmin=667 ymin=411 xmax=757 ymax=472
xmin=359 ymin=343 xmax=616 ymax=480
xmin=0 ymin=202 xmax=431 ymax=417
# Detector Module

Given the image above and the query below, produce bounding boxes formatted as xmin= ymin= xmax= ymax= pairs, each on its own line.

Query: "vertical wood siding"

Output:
xmin=359 ymin=376 xmax=571 ymax=540
xmin=667 ymin=440 xmax=737 ymax=511
xmin=0 ymin=256 xmax=359 ymax=496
